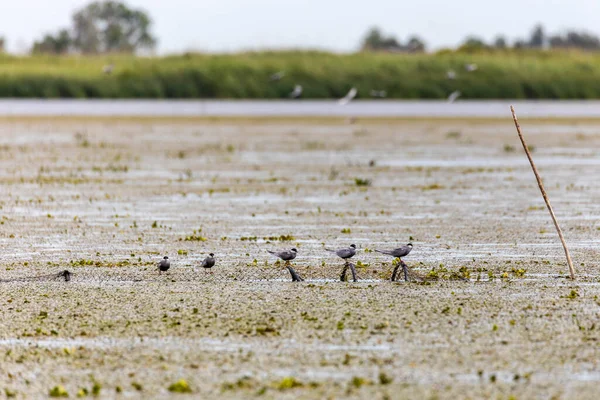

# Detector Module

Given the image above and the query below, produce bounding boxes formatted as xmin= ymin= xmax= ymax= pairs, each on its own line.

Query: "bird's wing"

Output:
xmin=325 ymin=248 xmax=337 ymax=253
xmin=337 ymin=249 xmax=352 ymax=258
xmin=375 ymin=249 xmax=394 ymax=256
xmin=267 ymin=250 xmax=276 ymax=255
xmin=200 ymin=259 xmax=208 ymax=268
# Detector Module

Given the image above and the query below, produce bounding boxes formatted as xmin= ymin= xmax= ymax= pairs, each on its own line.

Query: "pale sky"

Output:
xmin=2 ymin=0 xmax=600 ymax=54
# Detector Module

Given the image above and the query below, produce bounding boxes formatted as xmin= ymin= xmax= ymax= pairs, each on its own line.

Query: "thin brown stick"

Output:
xmin=510 ymin=105 xmax=575 ymax=279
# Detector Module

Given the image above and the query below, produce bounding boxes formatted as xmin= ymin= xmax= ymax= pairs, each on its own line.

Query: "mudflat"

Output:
xmin=0 ymin=117 xmax=598 ymax=399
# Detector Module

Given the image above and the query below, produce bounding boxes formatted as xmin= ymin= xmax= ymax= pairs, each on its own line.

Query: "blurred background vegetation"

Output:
xmin=1 ymin=1 xmax=600 ymax=99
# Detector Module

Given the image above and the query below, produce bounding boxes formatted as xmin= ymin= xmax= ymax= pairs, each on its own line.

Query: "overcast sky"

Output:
xmin=2 ymin=0 xmax=600 ymax=53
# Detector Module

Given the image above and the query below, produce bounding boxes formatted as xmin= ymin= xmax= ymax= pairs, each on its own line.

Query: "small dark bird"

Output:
xmin=326 ymin=244 xmax=356 ymax=260
xmin=158 ymin=256 xmax=170 ymax=274
xmin=201 ymin=253 xmax=215 ymax=273
xmin=267 ymin=248 xmax=297 ymax=262
xmin=375 ymin=243 xmax=413 ymax=258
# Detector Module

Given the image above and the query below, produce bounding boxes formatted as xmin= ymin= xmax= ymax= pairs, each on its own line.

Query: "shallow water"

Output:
xmin=2 ymin=99 xmax=600 ymax=117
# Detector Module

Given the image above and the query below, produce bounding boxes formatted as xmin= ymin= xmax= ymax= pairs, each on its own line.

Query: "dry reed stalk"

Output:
xmin=510 ymin=105 xmax=575 ymax=279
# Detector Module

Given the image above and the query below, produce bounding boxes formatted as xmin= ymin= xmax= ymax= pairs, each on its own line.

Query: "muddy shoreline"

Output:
xmin=0 ymin=118 xmax=598 ymax=398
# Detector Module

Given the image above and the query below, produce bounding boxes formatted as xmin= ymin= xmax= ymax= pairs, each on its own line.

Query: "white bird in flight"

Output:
xmin=289 ymin=85 xmax=303 ymax=99
xmin=270 ymin=71 xmax=285 ymax=81
xmin=369 ymin=90 xmax=387 ymax=98
xmin=446 ymin=70 xmax=456 ymax=80
xmin=465 ymin=63 xmax=478 ymax=72
xmin=448 ymin=90 xmax=461 ymax=103
xmin=338 ymin=87 xmax=357 ymax=105
xmin=102 ymin=64 xmax=114 ymax=75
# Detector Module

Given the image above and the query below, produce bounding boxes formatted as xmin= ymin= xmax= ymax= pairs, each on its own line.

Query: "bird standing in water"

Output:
xmin=158 ymin=256 xmax=170 ymax=274
xmin=326 ymin=244 xmax=356 ymax=260
xmin=267 ymin=248 xmax=303 ymax=282
xmin=375 ymin=243 xmax=413 ymax=282
xmin=375 ymin=243 xmax=413 ymax=259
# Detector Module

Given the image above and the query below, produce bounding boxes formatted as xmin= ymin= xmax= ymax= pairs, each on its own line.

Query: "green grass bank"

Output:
xmin=1 ymin=50 xmax=600 ymax=99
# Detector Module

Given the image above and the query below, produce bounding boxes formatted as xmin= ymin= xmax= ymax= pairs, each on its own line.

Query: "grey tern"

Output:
xmin=200 ymin=253 xmax=215 ymax=273
xmin=326 ymin=244 xmax=356 ymax=260
xmin=375 ymin=243 xmax=413 ymax=259
xmin=267 ymin=248 xmax=303 ymax=282
xmin=158 ymin=256 xmax=170 ymax=274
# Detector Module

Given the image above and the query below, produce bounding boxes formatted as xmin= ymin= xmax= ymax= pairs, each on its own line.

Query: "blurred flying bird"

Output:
xmin=102 ymin=64 xmax=114 ymax=75
xmin=289 ymin=85 xmax=303 ymax=99
xmin=158 ymin=256 xmax=170 ymax=274
xmin=270 ymin=71 xmax=285 ymax=81
xmin=446 ymin=70 xmax=457 ymax=79
xmin=465 ymin=63 xmax=478 ymax=72
xmin=338 ymin=87 xmax=357 ymax=105
xmin=448 ymin=90 xmax=461 ymax=103
xmin=200 ymin=253 xmax=215 ymax=273
xmin=326 ymin=244 xmax=356 ymax=260
xmin=369 ymin=90 xmax=387 ymax=98
xmin=375 ymin=243 xmax=413 ymax=258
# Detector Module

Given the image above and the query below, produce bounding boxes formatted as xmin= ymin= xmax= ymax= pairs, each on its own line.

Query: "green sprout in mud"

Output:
xmin=263 ymin=235 xmax=295 ymax=241
xmin=275 ymin=377 xmax=303 ymax=391
xmin=421 ymin=183 xmax=445 ymax=191
xmin=168 ymin=379 xmax=193 ymax=393
xmin=511 ymin=268 xmax=527 ymax=278
xmin=181 ymin=235 xmax=207 ymax=242
xmin=131 ymin=382 xmax=143 ymax=391
xmin=379 ymin=372 xmax=393 ymax=385
xmin=564 ymin=290 xmax=579 ymax=300
xmin=354 ymin=178 xmax=372 ymax=187
xmin=341 ymin=228 xmax=351 ymax=234
xmin=49 ymin=386 xmax=69 ymax=398
xmin=350 ymin=376 xmax=372 ymax=389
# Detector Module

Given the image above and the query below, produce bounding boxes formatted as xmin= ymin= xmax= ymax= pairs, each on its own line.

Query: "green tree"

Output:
xmin=529 ymin=24 xmax=545 ymax=48
xmin=361 ymin=27 xmax=401 ymax=51
xmin=72 ymin=1 xmax=157 ymax=53
xmin=459 ymin=36 xmax=488 ymax=51
xmin=32 ymin=29 xmax=72 ymax=54
xmin=406 ymin=36 xmax=426 ymax=52
xmin=493 ymin=35 xmax=507 ymax=49
xmin=30 ymin=1 xmax=156 ymax=54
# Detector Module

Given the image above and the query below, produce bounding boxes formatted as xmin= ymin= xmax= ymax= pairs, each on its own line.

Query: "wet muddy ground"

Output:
xmin=0 ymin=117 xmax=599 ymax=398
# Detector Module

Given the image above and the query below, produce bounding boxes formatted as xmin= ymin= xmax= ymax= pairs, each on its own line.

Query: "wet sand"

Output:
xmin=0 ymin=118 xmax=599 ymax=398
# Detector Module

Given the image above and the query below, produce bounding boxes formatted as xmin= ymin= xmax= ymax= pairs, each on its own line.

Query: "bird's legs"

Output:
xmin=390 ymin=259 xmax=399 ymax=282
xmin=340 ymin=261 xmax=358 ymax=282
xmin=400 ymin=259 xmax=409 ymax=282
xmin=348 ymin=262 xmax=358 ymax=282
xmin=286 ymin=261 xmax=304 ymax=282
xmin=390 ymin=258 xmax=409 ymax=282
xmin=340 ymin=263 xmax=348 ymax=282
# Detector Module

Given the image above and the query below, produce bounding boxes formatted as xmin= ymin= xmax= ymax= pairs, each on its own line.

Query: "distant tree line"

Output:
xmin=361 ymin=27 xmax=426 ymax=52
xmin=31 ymin=0 xmax=156 ymax=54
xmin=362 ymin=24 xmax=600 ymax=52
